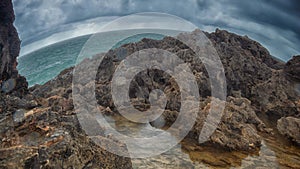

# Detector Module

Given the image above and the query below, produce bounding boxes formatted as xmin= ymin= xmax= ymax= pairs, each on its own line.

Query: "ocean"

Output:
xmin=17 ymin=29 xmax=182 ymax=86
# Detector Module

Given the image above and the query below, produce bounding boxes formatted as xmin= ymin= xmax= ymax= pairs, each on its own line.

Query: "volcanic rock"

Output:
xmin=277 ymin=116 xmax=300 ymax=144
xmin=1 ymin=0 xmax=300 ymax=166
xmin=284 ymin=55 xmax=300 ymax=82
xmin=30 ymin=28 xmax=300 ymax=150
xmin=0 ymin=0 xmax=133 ymax=168
xmin=201 ymin=96 xmax=265 ymax=151
xmin=0 ymin=0 xmax=28 ymax=96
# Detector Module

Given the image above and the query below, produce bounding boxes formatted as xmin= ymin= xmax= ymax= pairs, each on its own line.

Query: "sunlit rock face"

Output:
xmin=0 ymin=0 xmax=27 ymax=96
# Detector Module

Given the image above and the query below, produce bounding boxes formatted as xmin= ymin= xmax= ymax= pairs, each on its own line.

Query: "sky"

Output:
xmin=12 ymin=0 xmax=300 ymax=61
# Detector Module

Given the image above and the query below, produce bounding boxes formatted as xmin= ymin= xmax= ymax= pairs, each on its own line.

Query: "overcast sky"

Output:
xmin=12 ymin=0 xmax=300 ymax=61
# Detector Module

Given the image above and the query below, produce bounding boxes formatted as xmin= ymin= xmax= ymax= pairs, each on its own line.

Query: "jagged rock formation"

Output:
xmin=0 ymin=0 xmax=132 ymax=168
xmin=0 ymin=0 xmax=28 ymax=96
xmin=30 ymin=28 xmax=300 ymax=151
xmin=0 ymin=0 xmax=299 ymax=166
xmin=0 ymin=94 xmax=132 ymax=168
xmin=0 ymin=94 xmax=133 ymax=168
xmin=191 ymin=96 xmax=266 ymax=151
xmin=206 ymin=30 xmax=299 ymax=118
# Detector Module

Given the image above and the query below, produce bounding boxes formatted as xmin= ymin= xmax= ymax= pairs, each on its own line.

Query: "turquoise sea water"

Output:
xmin=17 ymin=29 xmax=182 ymax=86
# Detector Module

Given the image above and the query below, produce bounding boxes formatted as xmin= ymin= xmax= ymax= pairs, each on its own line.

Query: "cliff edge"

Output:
xmin=0 ymin=0 xmax=27 ymax=96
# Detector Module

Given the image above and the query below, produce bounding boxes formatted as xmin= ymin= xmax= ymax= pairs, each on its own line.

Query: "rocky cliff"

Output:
xmin=0 ymin=0 xmax=27 ymax=97
xmin=0 ymin=0 xmax=132 ymax=168
xmin=30 ymin=29 xmax=300 ymax=152
xmin=0 ymin=0 xmax=299 ymax=167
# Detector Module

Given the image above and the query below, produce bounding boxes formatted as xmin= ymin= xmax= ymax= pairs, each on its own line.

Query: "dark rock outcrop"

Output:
xmin=0 ymin=0 xmax=132 ymax=168
xmin=0 ymin=0 xmax=28 ymax=96
xmin=206 ymin=30 xmax=299 ymax=118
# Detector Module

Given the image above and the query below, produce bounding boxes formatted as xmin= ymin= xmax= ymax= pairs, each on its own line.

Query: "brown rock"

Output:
xmin=189 ymin=96 xmax=265 ymax=151
xmin=0 ymin=0 xmax=133 ymax=168
xmin=277 ymin=117 xmax=300 ymax=144
xmin=284 ymin=55 xmax=300 ymax=82
xmin=32 ymin=28 xmax=299 ymax=151
xmin=0 ymin=96 xmax=132 ymax=168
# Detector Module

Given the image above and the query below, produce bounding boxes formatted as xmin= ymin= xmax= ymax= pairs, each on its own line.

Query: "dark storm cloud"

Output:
xmin=12 ymin=0 xmax=300 ymax=60
xmin=13 ymin=0 xmax=124 ymax=44
xmin=227 ymin=0 xmax=300 ymax=41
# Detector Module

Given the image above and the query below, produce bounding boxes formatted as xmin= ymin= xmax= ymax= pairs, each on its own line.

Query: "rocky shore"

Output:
xmin=0 ymin=0 xmax=300 ymax=168
xmin=0 ymin=0 xmax=132 ymax=168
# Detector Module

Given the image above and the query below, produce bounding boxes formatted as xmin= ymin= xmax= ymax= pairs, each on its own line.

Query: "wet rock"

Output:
xmin=277 ymin=117 xmax=300 ymax=144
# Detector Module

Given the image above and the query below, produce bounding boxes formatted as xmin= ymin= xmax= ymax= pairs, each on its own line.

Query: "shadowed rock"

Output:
xmin=0 ymin=0 xmax=28 ymax=96
xmin=277 ymin=116 xmax=300 ymax=144
xmin=284 ymin=55 xmax=300 ymax=82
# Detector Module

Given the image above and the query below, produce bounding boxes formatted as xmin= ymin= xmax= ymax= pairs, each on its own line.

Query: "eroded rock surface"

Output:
xmin=277 ymin=116 xmax=300 ymax=144
xmin=0 ymin=0 xmax=28 ymax=96
xmin=0 ymin=94 xmax=132 ymax=168
xmin=0 ymin=0 xmax=132 ymax=168
xmin=195 ymin=96 xmax=266 ymax=151
xmin=1 ymin=0 xmax=300 ymax=167
xmin=30 ymin=28 xmax=300 ymax=149
xmin=284 ymin=55 xmax=300 ymax=82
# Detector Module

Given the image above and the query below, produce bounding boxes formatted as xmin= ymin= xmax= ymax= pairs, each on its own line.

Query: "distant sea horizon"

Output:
xmin=17 ymin=29 xmax=183 ymax=86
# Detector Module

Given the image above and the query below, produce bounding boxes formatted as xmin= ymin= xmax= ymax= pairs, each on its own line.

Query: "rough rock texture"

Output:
xmin=159 ymin=96 xmax=266 ymax=151
xmin=0 ymin=0 xmax=28 ymax=96
xmin=206 ymin=29 xmax=299 ymax=118
xmin=0 ymin=94 xmax=132 ymax=168
xmin=284 ymin=55 xmax=300 ymax=82
xmin=1 ymin=0 xmax=300 ymax=166
xmin=194 ymin=96 xmax=265 ymax=151
xmin=277 ymin=116 xmax=300 ymax=144
xmin=30 ymin=28 xmax=300 ymax=149
xmin=104 ymin=29 xmax=298 ymax=119
xmin=0 ymin=1 xmax=132 ymax=168
xmin=0 ymin=60 xmax=132 ymax=168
